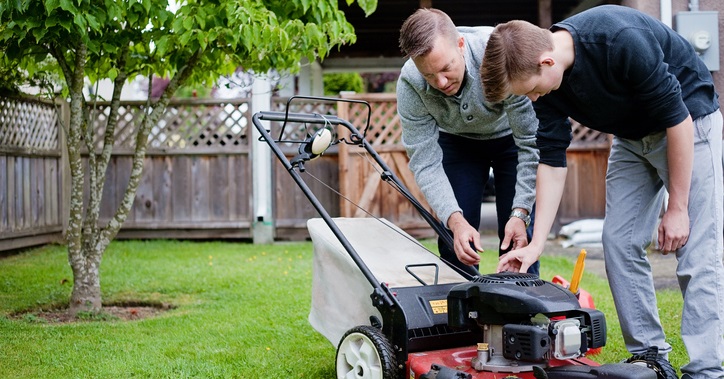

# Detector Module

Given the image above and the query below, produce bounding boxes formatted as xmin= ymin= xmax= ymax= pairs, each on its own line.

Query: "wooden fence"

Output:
xmin=269 ymin=97 xmax=340 ymax=240
xmin=84 ymin=98 xmax=254 ymax=240
xmin=0 ymin=96 xmax=66 ymax=250
xmin=268 ymin=94 xmax=437 ymax=240
xmin=558 ymin=121 xmax=610 ymax=226
xmin=337 ymin=93 xmax=435 ymax=239
xmin=0 ymin=95 xmax=609 ymax=250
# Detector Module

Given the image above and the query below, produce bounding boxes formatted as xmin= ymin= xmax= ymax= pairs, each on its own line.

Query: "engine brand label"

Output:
xmin=429 ymin=299 xmax=448 ymax=314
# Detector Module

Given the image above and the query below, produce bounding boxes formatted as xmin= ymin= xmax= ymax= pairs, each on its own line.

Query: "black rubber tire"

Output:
xmin=335 ymin=325 xmax=399 ymax=379
xmin=624 ymin=347 xmax=679 ymax=379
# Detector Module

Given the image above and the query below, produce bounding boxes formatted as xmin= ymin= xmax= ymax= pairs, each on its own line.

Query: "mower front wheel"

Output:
xmin=335 ymin=325 xmax=398 ymax=379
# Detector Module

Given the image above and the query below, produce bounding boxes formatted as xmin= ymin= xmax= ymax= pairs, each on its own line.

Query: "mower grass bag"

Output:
xmin=307 ymin=217 xmax=466 ymax=346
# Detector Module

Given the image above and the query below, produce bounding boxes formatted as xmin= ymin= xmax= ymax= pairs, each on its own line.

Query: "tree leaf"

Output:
xmin=300 ymin=0 xmax=310 ymax=12
xmin=44 ymin=0 xmax=60 ymax=15
xmin=108 ymin=67 xmax=118 ymax=81
xmin=59 ymin=0 xmax=75 ymax=13
xmin=73 ymin=13 xmax=86 ymax=31
xmin=154 ymin=35 xmax=170 ymax=56
xmin=85 ymin=13 xmax=100 ymax=31
xmin=179 ymin=30 xmax=192 ymax=47
xmin=356 ymin=0 xmax=377 ymax=17
xmin=196 ymin=33 xmax=207 ymax=51
xmin=58 ymin=16 xmax=72 ymax=32
xmin=141 ymin=0 xmax=151 ymax=14
xmin=31 ymin=26 xmax=47 ymax=41
xmin=195 ymin=14 xmax=205 ymax=29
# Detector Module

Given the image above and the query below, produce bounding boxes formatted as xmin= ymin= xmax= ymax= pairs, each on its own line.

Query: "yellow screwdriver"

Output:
xmin=569 ymin=249 xmax=587 ymax=295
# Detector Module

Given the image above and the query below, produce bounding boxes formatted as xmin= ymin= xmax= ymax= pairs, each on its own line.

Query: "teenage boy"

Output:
xmin=481 ymin=5 xmax=724 ymax=379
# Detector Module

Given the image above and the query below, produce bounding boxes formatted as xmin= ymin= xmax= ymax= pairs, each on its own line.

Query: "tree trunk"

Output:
xmin=55 ymin=42 xmax=104 ymax=316
xmin=69 ymin=249 xmax=102 ymax=313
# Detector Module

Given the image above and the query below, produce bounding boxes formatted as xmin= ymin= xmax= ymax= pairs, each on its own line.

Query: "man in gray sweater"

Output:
xmin=397 ymin=8 xmax=540 ymax=275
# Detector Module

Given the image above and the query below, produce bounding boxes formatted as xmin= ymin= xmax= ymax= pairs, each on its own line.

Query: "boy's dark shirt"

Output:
xmin=535 ymin=5 xmax=719 ymax=167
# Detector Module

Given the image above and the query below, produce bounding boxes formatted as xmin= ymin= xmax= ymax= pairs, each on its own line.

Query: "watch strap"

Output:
xmin=509 ymin=209 xmax=531 ymax=227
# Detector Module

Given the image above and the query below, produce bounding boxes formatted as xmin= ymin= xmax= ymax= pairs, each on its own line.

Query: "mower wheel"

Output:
xmin=624 ymin=347 xmax=679 ymax=379
xmin=335 ymin=325 xmax=398 ymax=379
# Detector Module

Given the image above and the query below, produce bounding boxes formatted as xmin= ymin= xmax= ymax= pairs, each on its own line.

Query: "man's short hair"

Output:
xmin=481 ymin=20 xmax=553 ymax=103
xmin=399 ymin=8 xmax=459 ymax=58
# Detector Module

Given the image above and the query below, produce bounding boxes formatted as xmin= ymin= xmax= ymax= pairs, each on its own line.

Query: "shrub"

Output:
xmin=323 ymin=72 xmax=364 ymax=95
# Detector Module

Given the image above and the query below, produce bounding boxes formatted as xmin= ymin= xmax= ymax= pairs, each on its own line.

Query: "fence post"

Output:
xmin=336 ymin=99 xmax=352 ymax=217
xmin=251 ymin=74 xmax=274 ymax=243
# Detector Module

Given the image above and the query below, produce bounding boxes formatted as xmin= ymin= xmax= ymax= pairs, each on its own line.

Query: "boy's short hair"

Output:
xmin=399 ymin=8 xmax=459 ymax=58
xmin=481 ymin=20 xmax=553 ymax=103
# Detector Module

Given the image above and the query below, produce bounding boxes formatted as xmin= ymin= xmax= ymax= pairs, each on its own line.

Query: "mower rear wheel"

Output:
xmin=335 ymin=325 xmax=398 ymax=379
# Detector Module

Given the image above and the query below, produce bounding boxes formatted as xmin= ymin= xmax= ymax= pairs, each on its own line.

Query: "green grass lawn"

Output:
xmin=0 ymin=239 xmax=686 ymax=378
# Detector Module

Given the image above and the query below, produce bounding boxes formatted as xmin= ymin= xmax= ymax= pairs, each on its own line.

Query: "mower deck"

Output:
xmin=408 ymin=345 xmax=601 ymax=378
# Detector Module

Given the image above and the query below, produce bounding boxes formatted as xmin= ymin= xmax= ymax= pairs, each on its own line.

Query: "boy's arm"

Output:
xmin=497 ymin=163 xmax=567 ymax=273
xmin=658 ymin=117 xmax=693 ymax=252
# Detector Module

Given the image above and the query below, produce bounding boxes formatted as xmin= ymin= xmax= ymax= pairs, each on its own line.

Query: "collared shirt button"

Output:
xmin=466 ymin=115 xmax=473 ymax=121
xmin=462 ymin=103 xmax=468 ymax=110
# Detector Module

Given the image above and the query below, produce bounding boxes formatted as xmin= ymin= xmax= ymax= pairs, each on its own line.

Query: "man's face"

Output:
xmin=412 ymin=35 xmax=466 ymax=96
xmin=509 ymin=65 xmax=562 ymax=102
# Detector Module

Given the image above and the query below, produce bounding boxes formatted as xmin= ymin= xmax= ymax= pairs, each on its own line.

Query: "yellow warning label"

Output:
xmin=429 ymin=299 xmax=448 ymax=314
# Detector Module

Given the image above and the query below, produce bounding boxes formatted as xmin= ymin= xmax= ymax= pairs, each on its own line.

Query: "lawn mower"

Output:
xmin=252 ymin=96 xmax=673 ymax=379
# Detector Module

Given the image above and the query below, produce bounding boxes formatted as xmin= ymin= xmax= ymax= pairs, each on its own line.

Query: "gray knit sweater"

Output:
xmin=396 ymin=26 xmax=539 ymax=227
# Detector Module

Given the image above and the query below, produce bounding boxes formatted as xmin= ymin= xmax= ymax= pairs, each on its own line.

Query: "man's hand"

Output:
xmin=497 ymin=244 xmax=543 ymax=273
xmin=448 ymin=212 xmax=483 ymax=266
xmin=501 ymin=211 xmax=529 ymax=251
xmin=657 ymin=207 xmax=689 ymax=254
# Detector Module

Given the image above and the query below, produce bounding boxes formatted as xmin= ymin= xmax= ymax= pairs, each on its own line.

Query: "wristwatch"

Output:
xmin=509 ymin=209 xmax=531 ymax=227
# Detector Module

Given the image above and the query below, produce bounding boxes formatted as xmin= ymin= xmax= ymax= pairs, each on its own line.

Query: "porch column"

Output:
xmin=298 ymin=58 xmax=312 ymax=95
xmin=251 ymin=74 xmax=274 ymax=244
xmin=311 ymin=60 xmax=324 ymax=96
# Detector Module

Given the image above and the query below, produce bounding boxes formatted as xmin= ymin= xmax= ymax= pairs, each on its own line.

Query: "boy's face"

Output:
xmin=509 ymin=62 xmax=563 ymax=102
xmin=412 ymin=35 xmax=466 ymax=96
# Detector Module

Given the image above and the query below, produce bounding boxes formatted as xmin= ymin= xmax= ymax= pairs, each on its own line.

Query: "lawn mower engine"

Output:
xmin=450 ymin=273 xmax=605 ymax=368
xmin=410 ymin=273 xmax=657 ymax=379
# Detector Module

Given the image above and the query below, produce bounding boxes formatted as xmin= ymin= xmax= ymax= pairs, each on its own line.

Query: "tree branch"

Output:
xmin=86 ymin=46 xmax=131 ymax=233
xmin=99 ymin=49 xmax=204 ymax=247
xmin=64 ymin=42 xmax=89 ymax=269
xmin=49 ymin=44 xmax=74 ymax=93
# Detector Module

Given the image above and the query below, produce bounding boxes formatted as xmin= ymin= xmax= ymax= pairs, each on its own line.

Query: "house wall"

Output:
xmin=624 ymin=0 xmax=724 ymax=112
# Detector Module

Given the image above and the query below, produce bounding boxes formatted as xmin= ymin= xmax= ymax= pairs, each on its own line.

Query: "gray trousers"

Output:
xmin=602 ymin=110 xmax=724 ymax=379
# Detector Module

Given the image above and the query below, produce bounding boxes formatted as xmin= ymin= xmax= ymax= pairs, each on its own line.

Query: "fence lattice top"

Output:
xmin=0 ymin=97 xmax=59 ymax=152
xmin=570 ymin=119 xmax=611 ymax=148
xmin=1 ymin=95 xmax=609 ymax=154
xmin=89 ymin=99 xmax=251 ymax=151
xmin=267 ymin=97 xmax=404 ymax=151
xmin=344 ymin=100 xmax=401 ymax=146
